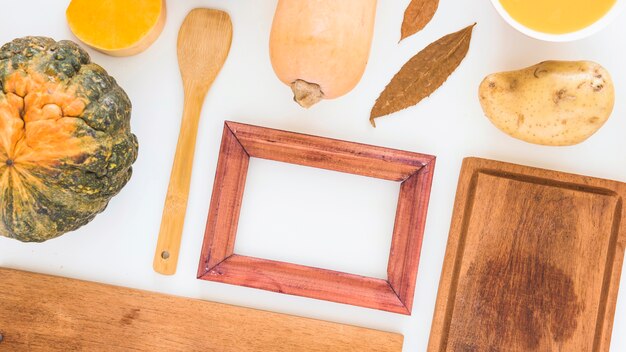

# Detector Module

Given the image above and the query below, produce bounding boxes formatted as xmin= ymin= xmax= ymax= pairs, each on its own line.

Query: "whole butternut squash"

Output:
xmin=270 ymin=0 xmax=377 ymax=108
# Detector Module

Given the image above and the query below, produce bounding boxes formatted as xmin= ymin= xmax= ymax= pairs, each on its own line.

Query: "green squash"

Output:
xmin=0 ymin=37 xmax=138 ymax=242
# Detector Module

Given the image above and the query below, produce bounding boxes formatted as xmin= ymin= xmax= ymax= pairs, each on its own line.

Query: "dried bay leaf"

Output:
xmin=370 ymin=24 xmax=476 ymax=127
xmin=401 ymin=0 xmax=440 ymax=41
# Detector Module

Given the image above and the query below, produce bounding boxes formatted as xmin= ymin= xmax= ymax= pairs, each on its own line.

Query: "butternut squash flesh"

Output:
xmin=66 ymin=0 xmax=166 ymax=57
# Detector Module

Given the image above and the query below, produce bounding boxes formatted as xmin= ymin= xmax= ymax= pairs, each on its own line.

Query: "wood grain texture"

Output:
xmin=428 ymin=157 xmax=626 ymax=352
xmin=227 ymin=121 xmax=431 ymax=181
xmin=198 ymin=124 xmax=249 ymax=275
xmin=387 ymin=159 xmax=435 ymax=313
xmin=202 ymin=255 xmax=407 ymax=313
xmin=0 ymin=268 xmax=404 ymax=352
xmin=154 ymin=9 xmax=232 ymax=275
xmin=198 ymin=121 xmax=435 ymax=314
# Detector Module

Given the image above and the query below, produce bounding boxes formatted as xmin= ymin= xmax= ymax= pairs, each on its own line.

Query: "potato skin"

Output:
xmin=479 ymin=61 xmax=614 ymax=146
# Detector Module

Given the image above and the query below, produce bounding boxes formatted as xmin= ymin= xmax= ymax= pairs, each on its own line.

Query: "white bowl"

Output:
xmin=490 ymin=0 xmax=626 ymax=42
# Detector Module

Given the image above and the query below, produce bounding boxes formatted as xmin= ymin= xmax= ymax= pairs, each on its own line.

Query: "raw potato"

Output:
xmin=479 ymin=61 xmax=614 ymax=146
xmin=66 ymin=0 xmax=166 ymax=57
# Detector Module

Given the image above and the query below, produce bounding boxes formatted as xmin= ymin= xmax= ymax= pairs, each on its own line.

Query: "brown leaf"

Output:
xmin=401 ymin=0 xmax=440 ymax=41
xmin=370 ymin=23 xmax=476 ymax=127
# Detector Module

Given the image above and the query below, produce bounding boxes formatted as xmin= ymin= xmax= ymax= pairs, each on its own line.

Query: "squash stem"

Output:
xmin=291 ymin=79 xmax=324 ymax=108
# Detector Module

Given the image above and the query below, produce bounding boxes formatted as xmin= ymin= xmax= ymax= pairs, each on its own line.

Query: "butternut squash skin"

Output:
xmin=270 ymin=0 xmax=377 ymax=108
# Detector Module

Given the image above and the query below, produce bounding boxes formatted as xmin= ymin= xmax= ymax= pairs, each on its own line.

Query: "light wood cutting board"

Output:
xmin=428 ymin=157 xmax=626 ymax=352
xmin=0 ymin=268 xmax=403 ymax=352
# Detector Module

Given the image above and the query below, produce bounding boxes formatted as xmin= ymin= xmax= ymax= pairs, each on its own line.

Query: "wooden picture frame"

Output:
xmin=197 ymin=121 xmax=435 ymax=314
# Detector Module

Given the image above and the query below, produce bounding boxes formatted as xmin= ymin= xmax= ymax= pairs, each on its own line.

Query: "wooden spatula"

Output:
xmin=154 ymin=9 xmax=232 ymax=275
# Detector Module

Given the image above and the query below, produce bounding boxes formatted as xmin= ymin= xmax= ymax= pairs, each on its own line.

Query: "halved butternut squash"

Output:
xmin=66 ymin=0 xmax=166 ymax=57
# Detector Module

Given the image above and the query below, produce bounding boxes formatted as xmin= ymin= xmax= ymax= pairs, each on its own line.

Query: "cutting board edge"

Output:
xmin=427 ymin=157 xmax=626 ymax=352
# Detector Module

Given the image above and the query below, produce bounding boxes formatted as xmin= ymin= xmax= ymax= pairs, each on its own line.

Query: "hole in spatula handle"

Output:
xmin=161 ymin=251 xmax=170 ymax=260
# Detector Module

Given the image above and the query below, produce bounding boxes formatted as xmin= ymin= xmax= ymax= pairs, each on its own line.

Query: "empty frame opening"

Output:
xmin=234 ymin=158 xmax=400 ymax=279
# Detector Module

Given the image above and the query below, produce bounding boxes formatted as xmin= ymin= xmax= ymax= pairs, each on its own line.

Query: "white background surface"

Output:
xmin=1 ymin=0 xmax=626 ymax=351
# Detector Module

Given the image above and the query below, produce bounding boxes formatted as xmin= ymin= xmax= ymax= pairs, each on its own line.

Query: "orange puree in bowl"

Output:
xmin=499 ymin=0 xmax=616 ymax=34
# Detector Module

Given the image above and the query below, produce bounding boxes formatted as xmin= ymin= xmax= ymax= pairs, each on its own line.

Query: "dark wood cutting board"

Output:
xmin=0 ymin=268 xmax=403 ymax=352
xmin=428 ymin=157 xmax=626 ymax=352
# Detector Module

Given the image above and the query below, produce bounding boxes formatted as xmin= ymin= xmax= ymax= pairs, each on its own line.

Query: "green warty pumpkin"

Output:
xmin=0 ymin=36 xmax=138 ymax=242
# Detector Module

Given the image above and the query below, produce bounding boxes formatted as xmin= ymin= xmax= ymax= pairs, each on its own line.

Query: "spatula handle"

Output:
xmin=153 ymin=89 xmax=205 ymax=275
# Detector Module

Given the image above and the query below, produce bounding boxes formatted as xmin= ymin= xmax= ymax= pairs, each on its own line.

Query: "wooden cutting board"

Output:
xmin=0 ymin=268 xmax=403 ymax=352
xmin=428 ymin=158 xmax=626 ymax=352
